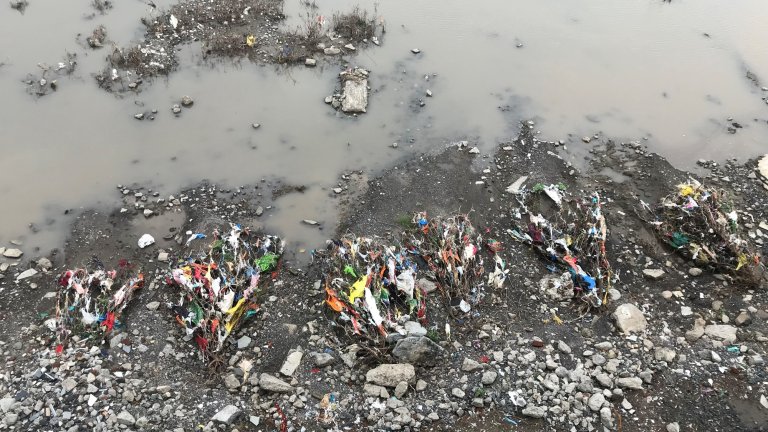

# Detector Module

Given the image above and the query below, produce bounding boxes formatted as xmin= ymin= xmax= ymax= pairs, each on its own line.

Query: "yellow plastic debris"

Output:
xmin=678 ymin=184 xmax=696 ymax=197
xmin=246 ymin=34 xmax=256 ymax=47
xmin=349 ymin=276 xmax=366 ymax=303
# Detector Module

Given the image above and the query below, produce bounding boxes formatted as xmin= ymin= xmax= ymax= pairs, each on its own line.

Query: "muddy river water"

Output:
xmin=1 ymin=0 xmax=767 ymax=255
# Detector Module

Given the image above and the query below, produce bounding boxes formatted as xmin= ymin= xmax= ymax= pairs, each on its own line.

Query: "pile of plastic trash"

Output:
xmin=168 ymin=224 xmax=284 ymax=361
xmin=644 ymin=180 xmax=765 ymax=286
xmin=316 ymin=234 xmax=427 ymax=348
xmin=407 ymin=212 xmax=494 ymax=315
xmin=50 ymin=265 xmax=144 ymax=351
xmin=508 ymin=183 xmax=612 ymax=308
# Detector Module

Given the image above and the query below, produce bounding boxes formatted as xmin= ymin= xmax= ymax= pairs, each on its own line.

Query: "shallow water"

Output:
xmin=1 ymin=0 xmax=767 ymax=255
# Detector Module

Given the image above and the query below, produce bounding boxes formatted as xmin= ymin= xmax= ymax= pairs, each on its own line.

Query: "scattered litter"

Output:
xmin=508 ymin=185 xmax=613 ymax=308
xmin=51 ymin=264 xmax=144 ymax=349
xmin=317 ymin=393 xmax=339 ymax=426
xmin=643 ymin=180 xmax=766 ymax=286
xmin=168 ymin=224 xmax=284 ymax=363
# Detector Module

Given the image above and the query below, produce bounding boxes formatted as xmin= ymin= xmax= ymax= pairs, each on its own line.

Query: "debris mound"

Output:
xmin=50 ymin=263 xmax=144 ymax=350
xmin=509 ymin=183 xmax=613 ymax=308
xmin=407 ymin=212 xmax=490 ymax=314
xmin=644 ymin=180 xmax=766 ymax=286
xmin=316 ymin=235 xmax=427 ymax=353
xmin=168 ymin=224 xmax=284 ymax=362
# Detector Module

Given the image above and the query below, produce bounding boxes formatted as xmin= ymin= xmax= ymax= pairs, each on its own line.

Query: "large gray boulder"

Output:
xmin=366 ymin=364 xmax=416 ymax=388
xmin=613 ymin=304 xmax=647 ymax=333
xmin=392 ymin=336 xmax=442 ymax=365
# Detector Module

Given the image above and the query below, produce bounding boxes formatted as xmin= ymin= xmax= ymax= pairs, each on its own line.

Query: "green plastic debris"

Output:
xmin=670 ymin=232 xmax=689 ymax=248
xmin=344 ymin=265 xmax=357 ymax=278
xmin=255 ymin=253 xmax=279 ymax=272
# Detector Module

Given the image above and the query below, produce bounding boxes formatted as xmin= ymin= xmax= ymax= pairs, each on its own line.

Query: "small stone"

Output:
xmin=688 ymin=267 xmax=703 ymax=276
xmin=621 ymin=399 xmax=633 ymax=410
xmin=522 ymin=406 xmax=546 ymax=418
xmin=616 ymin=377 xmax=643 ymax=390
xmin=157 ymin=252 xmax=169 ymax=262
xmin=613 ymin=303 xmax=647 ymax=333
xmin=134 ymin=113 xmax=144 ymax=120
xmin=305 ymin=58 xmax=317 ymax=67
xmin=426 ymin=89 xmax=433 ymax=97
xmin=171 ymin=104 xmax=181 ymax=114
xmin=364 ymin=384 xmax=386 ymax=398
xmin=588 ymin=393 xmax=605 ymax=411
xmin=16 ymin=268 xmax=38 ymax=281
xmin=642 ymin=268 xmax=665 ymax=280
xmin=143 ymin=209 xmax=154 ymax=218
xmin=404 ymin=321 xmax=427 ymax=337
xmin=392 ymin=336 xmax=442 ymax=365
xmin=146 ymin=301 xmax=160 ymax=311
xmin=558 ymin=340 xmax=572 ymax=354
xmin=394 ymin=381 xmax=408 ymax=398
xmin=138 ymin=234 xmax=155 ymax=248
xmin=681 ymin=306 xmax=693 ymax=316
xmin=116 ymin=411 xmax=136 ymax=426
xmin=608 ymin=288 xmax=622 ymax=301
xmin=224 ymin=374 xmax=241 ymax=390
xmin=237 ymin=336 xmax=252 ymax=349
xmin=704 ymin=324 xmax=738 ymax=343
xmin=711 ymin=351 xmax=722 ymax=362
xmin=258 ymin=374 xmax=293 ymax=393
xmin=654 ymin=347 xmax=677 ymax=363
xmin=735 ymin=311 xmax=751 ymax=326
xmin=366 ymin=364 xmax=416 ymax=387
xmin=324 ymin=46 xmax=341 ymax=55
xmin=481 ymin=371 xmax=498 ymax=385
xmin=411 ymin=48 xmax=421 ymax=54
xmin=255 ymin=206 xmax=264 ymax=216
xmin=280 ymin=351 xmax=303 ymax=376
xmin=333 ymin=187 xmax=343 ymax=194
xmin=451 ymin=388 xmax=465 ymax=398
xmin=666 ymin=422 xmax=680 ymax=432
xmin=212 ymin=405 xmax=242 ymax=425
xmin=252 ymin=123 xmax=261 ymax=129
xmin=2 ymin=249 xmax=22 ymax=258
xmin=36 ymin=258 xmax=52 ymax=271
xmin=461 ymin=357 xmax=481 ymax=372
xmin=311 ymin=353 xmax=335 ymax=367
